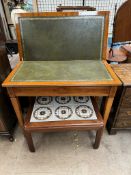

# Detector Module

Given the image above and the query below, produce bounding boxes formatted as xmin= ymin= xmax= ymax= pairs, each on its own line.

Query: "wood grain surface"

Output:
xmin=111 ymin=64 xmax=131 ymax=86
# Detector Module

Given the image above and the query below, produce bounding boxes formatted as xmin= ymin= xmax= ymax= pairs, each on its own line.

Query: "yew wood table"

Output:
xmin=2 ymin=12 xmax=121 ymax=151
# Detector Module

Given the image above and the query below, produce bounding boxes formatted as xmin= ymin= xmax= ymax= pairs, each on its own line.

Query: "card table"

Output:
xmin=2 ymin=12 xmax=121 ymax=151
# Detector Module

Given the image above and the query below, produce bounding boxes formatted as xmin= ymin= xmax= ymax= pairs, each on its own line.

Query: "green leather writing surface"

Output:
xmin=11 ymin=61 xmax=112 ymax=82
xmin=19 ymin=16 xmax=104 ymax=61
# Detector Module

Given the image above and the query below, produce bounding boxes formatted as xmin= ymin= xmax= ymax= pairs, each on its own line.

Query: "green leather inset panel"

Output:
xmin=11 ymin=61 xmax=112 ymax=82
xmin=19 ymin=16 xmax=104 ymax=61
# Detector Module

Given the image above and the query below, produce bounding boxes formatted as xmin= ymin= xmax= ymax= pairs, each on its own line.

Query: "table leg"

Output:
xmin=24 ymin=131 xmax=35 ymax=152
xmin=94 ymin=127 xmax=104 ymax=149
xmin=10 ymin=97 xmax=24 ymax=128
xmin=7 ymin=88 xmax=24 ymax=128
xmin=103 ymin=87 xmax=117 ymax=126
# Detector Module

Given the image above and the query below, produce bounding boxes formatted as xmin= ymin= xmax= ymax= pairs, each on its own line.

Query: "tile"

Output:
xmin=30 ymin=96 xmax=97 ymax=122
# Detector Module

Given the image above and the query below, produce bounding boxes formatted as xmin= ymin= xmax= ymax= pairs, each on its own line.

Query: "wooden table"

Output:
xmin=2 ymin=59 xmax=121 ymax=152
xmin=107 ymin=64 xmax=131 ymax=134
xmin=2 ymin=12 xmax=121 ymax=151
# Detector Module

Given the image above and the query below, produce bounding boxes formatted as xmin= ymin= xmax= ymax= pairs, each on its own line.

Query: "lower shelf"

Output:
xmin=24 ymin=97 xmax=103 ymax=132
xmin=24 ymin=97 xmax=104 ymax=152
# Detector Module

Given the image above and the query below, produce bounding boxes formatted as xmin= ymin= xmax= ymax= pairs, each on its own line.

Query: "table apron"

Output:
xmin=9 ymin=86 xmax=111 ymax=97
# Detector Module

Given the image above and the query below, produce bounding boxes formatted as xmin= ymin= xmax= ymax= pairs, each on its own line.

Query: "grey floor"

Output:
xmin=0 ymin=127 xmax=131 ymax=175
